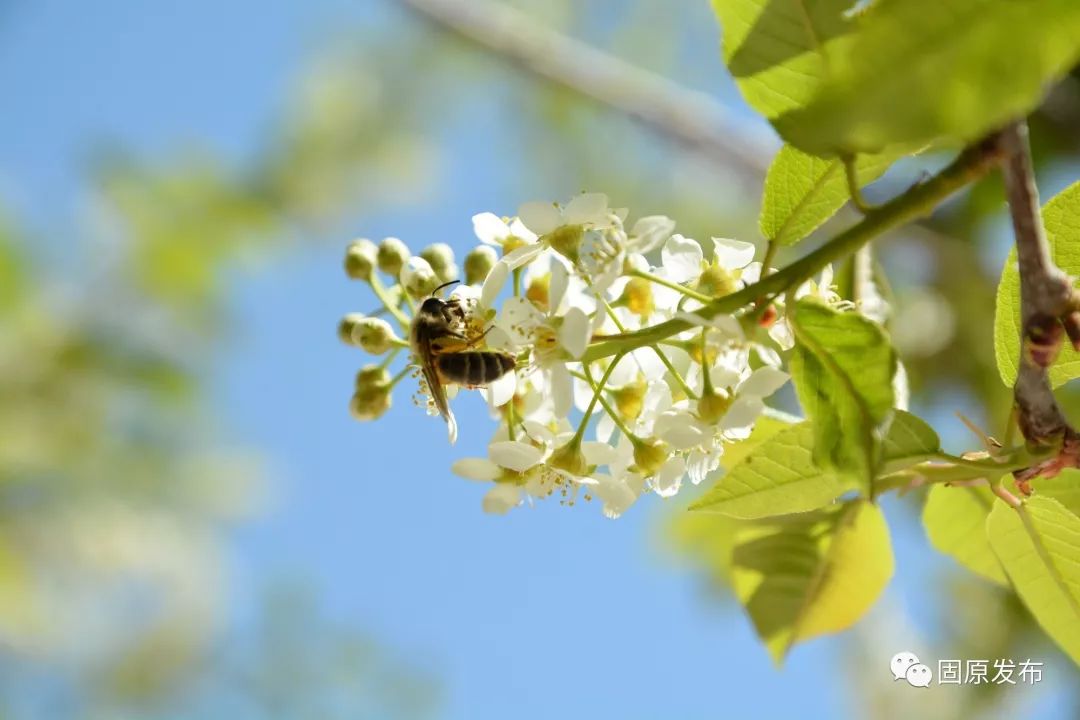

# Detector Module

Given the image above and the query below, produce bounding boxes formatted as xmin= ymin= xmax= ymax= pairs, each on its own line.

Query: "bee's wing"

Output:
xmin=421 ymin=361 xmax=458 ymax=445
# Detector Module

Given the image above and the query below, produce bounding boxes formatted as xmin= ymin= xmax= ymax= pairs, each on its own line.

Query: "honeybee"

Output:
xmin=410 ymin=281 xmax=516 ymax=444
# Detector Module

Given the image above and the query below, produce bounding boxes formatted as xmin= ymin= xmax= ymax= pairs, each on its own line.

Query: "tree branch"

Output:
xmin=396 ymin=0 xmax=773 ymax=182
xmin=1000 ymin=120 xmax=1080 ymax=487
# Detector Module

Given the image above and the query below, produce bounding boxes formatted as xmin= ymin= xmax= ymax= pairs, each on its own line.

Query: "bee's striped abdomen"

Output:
xmin=436 ymin=352 xmax=515 ymax=387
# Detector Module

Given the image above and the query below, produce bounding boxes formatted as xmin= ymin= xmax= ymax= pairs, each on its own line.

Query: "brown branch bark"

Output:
xmin=1001 ymin=120 xmax=1080 ymax=488
xmin=396 ymin=0 xmax=773 ymax=182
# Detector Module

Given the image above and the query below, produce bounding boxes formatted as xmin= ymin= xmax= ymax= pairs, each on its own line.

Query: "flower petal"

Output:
xmin=737 ymin=366 xmax=790 ymax=398
xmin=720 ymin=396 xmax=765 ymax=432
xmin=485 ymin=370 xmax=517 ymax=408
xmin=489 ymin=440 xmax=543 ymax=472
xmin=712 ymin=237 xmax=756 ymax=269
xmin=480 ymin=261 xmax=510 ymax=308
xmin=518 ymin=200 xmax=562 ymax=235
xmin=661 ymin=234 xmax=703 ymax=284
xmin=549 ymin=362 xmax=574 ymax=418
xmin=482 ymin=484 xmax=522 ymax=514
xmin=451 ymin=458 xmax=503 ymax=481
xmin=508 ymin=217 xmax=538 ymax=243
xmin=582 ymin=440 xmax=617 ymax=466
xmin=591 ymin=474 xmax=637 ymax=519
xmin=563 ymin=192 xmax=609 ymax=225
xmin=549 ymin=259 xmax=569 ymax=313
xmin=654 ymin=457 xmax=685 ymax=498
xmin=558 ymin=307 xmax=591 ymax=360
xmin=629 ymin=215 xmax=676 ymax=254
xmin=472 ymin=212 xmax=510 ymax=245
xmin=654 ymin=411 xmax=707 ymax=450
xmin=502 ymin=242 xmax=545 ymax=270
xmin=499 ymin=297 xmax=545 ymax=344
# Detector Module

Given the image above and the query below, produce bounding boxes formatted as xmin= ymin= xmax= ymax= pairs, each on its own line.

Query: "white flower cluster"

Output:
xmin=341 ymin=193 xmax=841 ymax=518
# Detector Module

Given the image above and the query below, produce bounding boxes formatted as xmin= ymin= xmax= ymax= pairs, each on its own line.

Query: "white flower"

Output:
xmin=590 ymin=435 xmax=646 ymax=518
xmin=472 ymin=212 xmax=538 ymax=249
xmin=518 ymin=193 xmax=615 ymax=236
xmin=495 ymin=271 xmax=592 ymax=417
xmin=627 ymin=215 xmax=676 ymax=254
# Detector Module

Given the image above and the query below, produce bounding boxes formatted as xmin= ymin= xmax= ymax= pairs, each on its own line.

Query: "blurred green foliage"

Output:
xmin=2 ymin=0 xmax=1079 ymax=715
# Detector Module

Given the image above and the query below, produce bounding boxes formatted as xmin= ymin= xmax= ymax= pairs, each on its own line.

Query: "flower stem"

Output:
xmin=630 ymin=268 xmax=713 ymax=304
xmin=371 ymin=274 xmax=411 ymax=330
xmin=581 ymin=136 xmax=1003 ymax=363
xmin=573 ymin=352 xmax=626 ymax=443
xmin=379 ymin=347 xmax=401 ymax=369
xmin=699 ymin=327 xmax=714 ymax=396
xmin=389 ymin=365 xmax=413 ymax=388
xmin=654 ymin=346 xmax=697 ymax=401
xmin=583 ymin=360 xmax=638 ymax=441
xmin=842 ymin=154 xmax=877 ymax=214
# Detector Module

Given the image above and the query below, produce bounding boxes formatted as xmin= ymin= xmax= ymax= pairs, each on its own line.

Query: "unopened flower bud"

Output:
xmin=338 ymin=313 xmax=366 ymax=345
xmin=352 ymin=316 xmax=400 ymax=354
xmin=377 ymin=237 xmax=410 ymax=277
xmin=545 ymin=225 xmax=584 ymax=264
xmin=400 ymin=256 xmax=439 ymax=299
xmin=548 ymin=440 xmax=589 ymax=477
xmin=696 ymin=265 xmax=738 ymax=297
xmin=420 ymin=243 xmax=458 ymax=284
xmin=350 ymin=384 xmax=392 ymax=421
xmin=344 ymin=238 xmax=378 ymax=281
xmin=633 ymin=439 xmax=670 ymax=477
xmin=356 ymin=364 xmax=391 ymax=391
xmin=464 ymin=245 xmax=499 ymax=285
xmin=697 ymin=389 xmax=733 ymax=425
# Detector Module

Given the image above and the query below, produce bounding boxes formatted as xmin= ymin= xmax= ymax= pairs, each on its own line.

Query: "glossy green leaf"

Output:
xmin=924 ymin=483 xmax=1007 ymax=585
xmin=1035 ymin=469 xmax=1080 ymax=517
xmin=789 ymin=301 xmax=897 ymax=489
xmin=690 ymin=423 xmax=849 ymax=518
xmin=994 ymin=181 xmax=1080 ymax=388
xmin=760 ymin=145 xmax=897 ymax=246
xmin=773 ymin=0 xmax=1080 ymax=155
xmin=879 ymin=410 xmax=941 ymax=476
xmin=709 ymin=0 xmax=855 ymax=121
xmin=732 ymin=499 xmax=893 ymax=664
xmin=718 ymin=410 xmax=799 ymax=470
xmin=988 ymin=496 xmax=1080 ymax=665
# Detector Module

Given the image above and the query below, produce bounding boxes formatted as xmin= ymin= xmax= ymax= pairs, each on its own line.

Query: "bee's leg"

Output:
xmin=463 ymin=325 xmax=495 ymax=348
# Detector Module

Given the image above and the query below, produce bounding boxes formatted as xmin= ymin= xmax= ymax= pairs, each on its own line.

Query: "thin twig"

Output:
xmin=397 ymin=0 xmax=773 ymax=182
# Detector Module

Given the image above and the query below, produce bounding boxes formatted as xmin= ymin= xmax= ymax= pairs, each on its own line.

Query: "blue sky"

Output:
xmin=0 ymin=1 xmax=1074 ymax=718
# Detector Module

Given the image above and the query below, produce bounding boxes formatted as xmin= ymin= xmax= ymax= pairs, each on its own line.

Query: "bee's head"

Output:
xmin=420 ymin=296 xmax=447 ymax=315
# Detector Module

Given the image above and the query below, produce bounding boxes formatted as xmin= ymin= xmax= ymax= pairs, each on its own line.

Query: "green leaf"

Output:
xmin=773 ymin=0 xmax=1080 ymax=155
xmin=690 ymin=423 xmax=849 ymax=518
xmin=718 ymin=410 xmax=799 ymax=469
xmin=732 ymin=499 xmax=893 ymax=664
xmin=924 ymin=483 xmax=1008 ymax=586
xmin=760 ymin=145 xmax=898 ymax=246
xmin=988 ymin=496 xmax=1080 ymax=665
xmin=1035 ymin=469 xmax=1080 ymax=517
xmin=789 ymin=301 xmax=897 ymax=488
xmin=709 ymin=0 xmax=856 ymax=121
xmin=995 ymin=181 xmax=1080 ymax=388
xmin=879 ymin=410 xmax=941 ymax=476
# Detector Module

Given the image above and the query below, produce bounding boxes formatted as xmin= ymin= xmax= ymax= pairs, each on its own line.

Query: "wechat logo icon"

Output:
xmin=891 ymin=651 xmax=932 ymax=688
